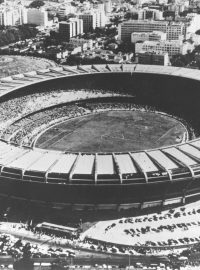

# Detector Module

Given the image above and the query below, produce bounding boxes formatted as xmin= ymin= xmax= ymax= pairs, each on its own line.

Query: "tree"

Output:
xmin=13 ymin=243 xmax=33 ymax=270
xmin=29 ymin=0 xmax=45 ymax=8
xmin=13 ymin=258 xmax=34 ymax=270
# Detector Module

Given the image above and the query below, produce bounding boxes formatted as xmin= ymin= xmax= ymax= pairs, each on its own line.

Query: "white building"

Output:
xmin=131 ymin=32 xmax=150 ymax=43
xmin=69 ymin=18 xmax=83 ymax=36
xmin=135 ymin=40 xmax=194 ymax=56
xmin=118 ymin=20 xmax=168 ymax=41
xmin=186 ymin=13 xmax=200 ymax=34
xmin=149 ymin=31 xmax=167 ymax=41
xmin=0 ymin=5 xmax=27 ymax=26
xmin=0 ymin=9 xmax=13 ymax=25
xmin=131 ymin=31 xmax=167 ymax=43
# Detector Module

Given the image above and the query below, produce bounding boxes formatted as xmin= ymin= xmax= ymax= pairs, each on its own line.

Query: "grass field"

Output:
xmin=35 ymin=110 xmax=187 ymax=152
xmin=0 ymin=55 xmax=57 ymax=78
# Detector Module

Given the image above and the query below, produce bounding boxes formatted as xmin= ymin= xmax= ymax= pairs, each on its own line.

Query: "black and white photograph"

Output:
xmin=0 ymin=0 xmax=199 ymax=269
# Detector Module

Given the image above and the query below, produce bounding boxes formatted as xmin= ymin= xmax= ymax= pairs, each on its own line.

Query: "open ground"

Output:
xmin=35 ymin=110 xmax=187 ymax=152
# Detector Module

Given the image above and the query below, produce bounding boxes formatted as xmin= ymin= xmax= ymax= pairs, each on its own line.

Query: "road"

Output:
xmin=0 ymin=226 xmax=169 ymax=266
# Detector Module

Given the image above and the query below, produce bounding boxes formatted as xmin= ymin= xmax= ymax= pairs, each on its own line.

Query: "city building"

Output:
xmin=59 ymin=19 xmax=83 ymax=41
xmin=138 ymin=8 xmax=163 ymax=20
xmin=138 ymin=51 xmax=170 ymax=65
xmin=59 ymin=18 xmax=83 ymax=41
xmin=167 ymin=22 xmax=185 ymax=41
xmin=0 ymin=5 xmax=27 ymax=26
xmin=118 ymin=20 xmax=168 ymax=41
xmin=79 ymin=11 xmax=106 ymax=33
xmin=79 ymin=12 xmax=96 ymax=33
xmin=131 ymin=32 xmax=150 ymax=43
xmin=149 ymin=31 xmax=167 ymax=41
xmin=135 ymin=40 xmax=194 ymax=56
xmin=131 ymin=31 xmax=167 ymax=43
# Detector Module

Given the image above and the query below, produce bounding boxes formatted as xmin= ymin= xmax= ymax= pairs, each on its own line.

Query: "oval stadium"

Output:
xmin=1 ymin=64 xmax=200 ymax=212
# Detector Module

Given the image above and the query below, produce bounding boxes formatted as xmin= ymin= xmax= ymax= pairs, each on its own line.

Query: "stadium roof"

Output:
xmin=131 ymin=152 xmax=158 ymax=172
xmin=73 ymin=155 xmax=94 ymax=175
xmin=115 ymin=154 xmax=137 ymax=174
xmin=96 ymin=155 xmax=115 ymax=175
xmin=148 ymin=150 xmax=179 ymax=170
xmin=48 ymin=154 xmax=77 ymax=174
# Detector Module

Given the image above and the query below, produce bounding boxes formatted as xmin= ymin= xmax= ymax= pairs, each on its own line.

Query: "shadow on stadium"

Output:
xmin=1 ymin=72 xmax=200 ymax=223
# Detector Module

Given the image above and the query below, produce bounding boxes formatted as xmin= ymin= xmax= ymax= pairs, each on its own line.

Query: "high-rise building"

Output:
xmin=78 ymin=12 xmax=96 ymax=33
xmin=79 ymin=11 xmax=106 ymax=33
xmin=59 ymin=21 xmax=74 ymax=41
xmin=0 ymin=5 xmax=27 ymax=26
xmin=59 ymin=18 xmax=83 ymax=41
xmin=69 ymin=18 xmax=83 ymax=36
xmin=118 ymin=20 xmax=168 ymax=41
xmin=19 ymin=6 xmax=28 ymax=24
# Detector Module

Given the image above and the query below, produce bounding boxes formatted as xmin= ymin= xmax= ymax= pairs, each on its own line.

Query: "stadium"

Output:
xmin=0 ymin=64 xmax=200 ymax=212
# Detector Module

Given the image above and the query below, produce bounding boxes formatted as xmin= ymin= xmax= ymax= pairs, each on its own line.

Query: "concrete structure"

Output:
xmin=59 ymin=19 xmax=83 ymax=41
xmin=167 ymin=22 xmax=185 ymax=41
xmin=149 ymin=31 xmax=167 ymax=41
xmin=131 ymin=31 xmax=167 ymax=43
xmin=118 ymin=20 xmax=168 ymax=41
xmin=57 ymin=5 xmax=76 ymax=20
xmin=138 ymin=8 xmax=163 ymax=20
xmin=135 ymin=40 xmax=194 ymax=56
xmin=0 ymin=65 xmax=200 ymax=210
xmin=78 ymin=12 xmax=96 ymax=33
xmin=79 ymin=11 xmax=106 ymax=33
xmin=118 ymin=18 xmax=199 ymax=42
xmin=131 ymin=32 xmax=150 ymax=43
xmin=0 ymin=5 xmax=27 ymax=26
xmin=138 ymin=51 xmax=170 ymax=65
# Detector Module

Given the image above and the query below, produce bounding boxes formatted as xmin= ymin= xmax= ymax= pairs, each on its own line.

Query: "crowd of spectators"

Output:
xmin=3 ymin=105 xmax=87 ymax=146
xmin=1 ymin=101 xmax=193 ymax=147
xmin=0 ymin=89 xmax=122 ymax=137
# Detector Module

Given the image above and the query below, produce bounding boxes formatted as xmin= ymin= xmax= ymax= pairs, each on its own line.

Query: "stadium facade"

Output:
xmin=0 ymin=64 xmax=200 ymax=211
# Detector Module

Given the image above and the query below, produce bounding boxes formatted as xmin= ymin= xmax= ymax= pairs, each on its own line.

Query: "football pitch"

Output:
xmin=34 ymin=110 xmax=187 ymax=152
